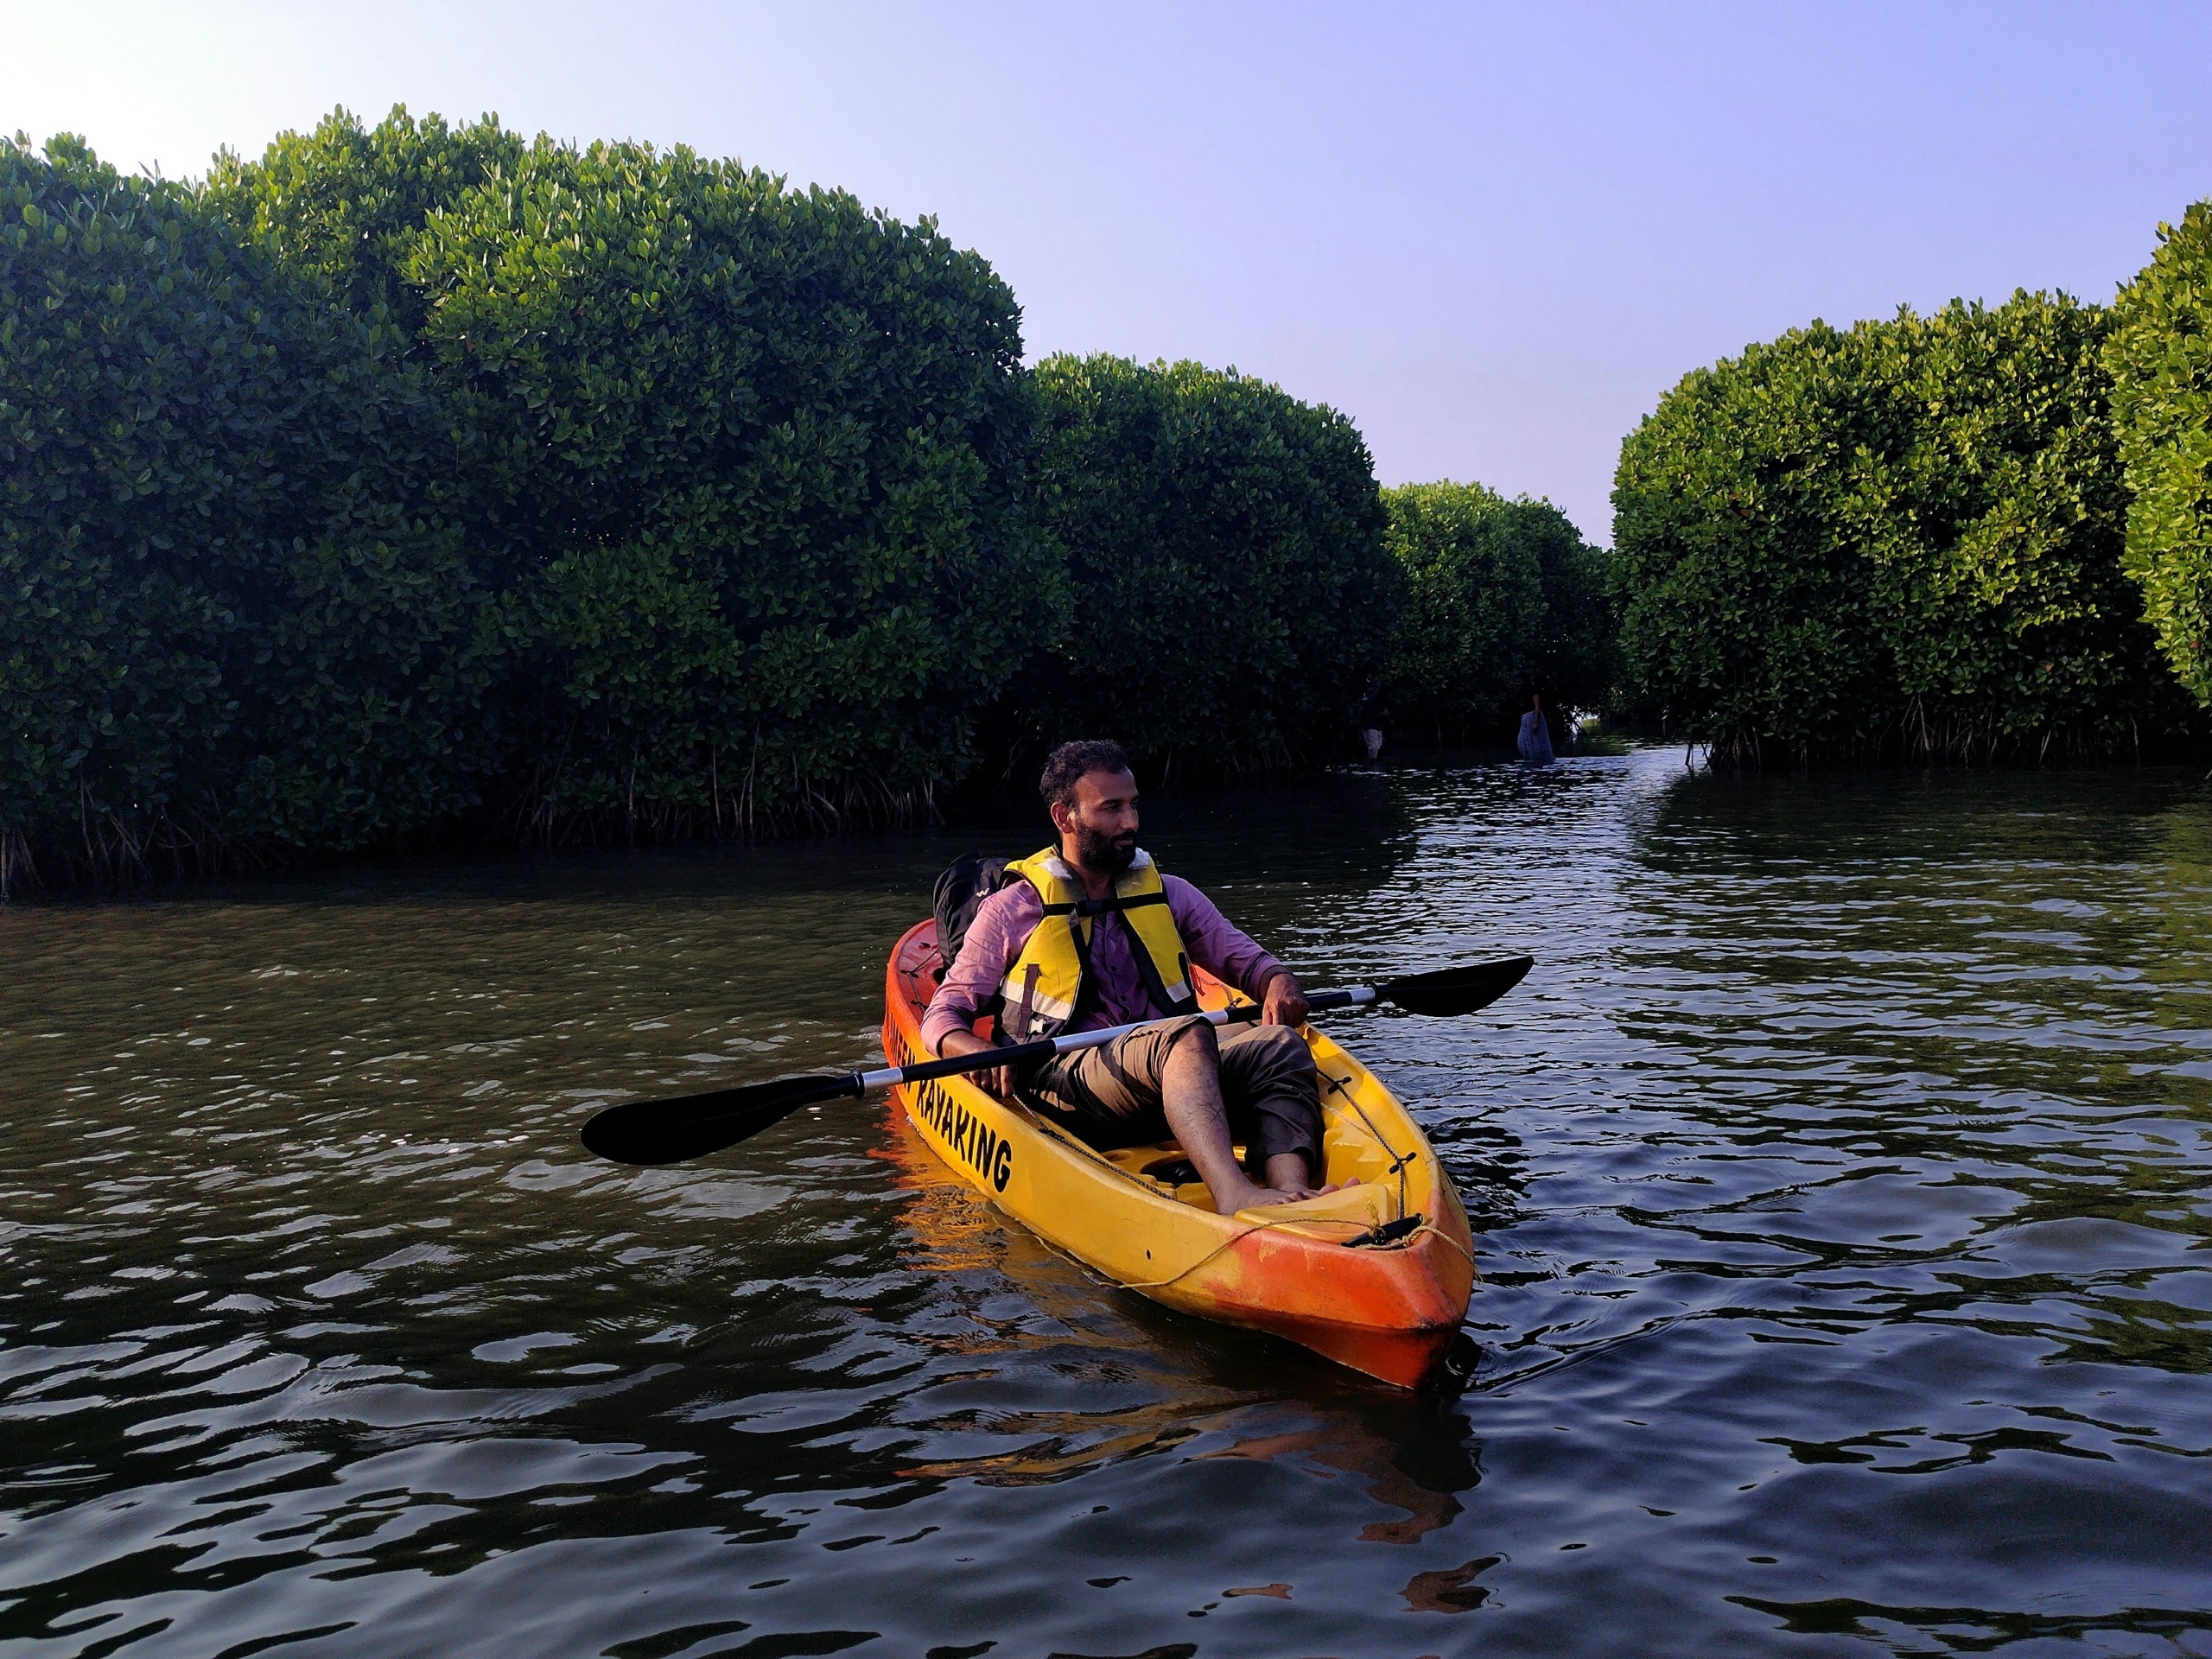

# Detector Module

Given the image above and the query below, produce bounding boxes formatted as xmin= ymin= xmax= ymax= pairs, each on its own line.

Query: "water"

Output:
xmin=4 ymin=750 xmax=2209 ymax=1657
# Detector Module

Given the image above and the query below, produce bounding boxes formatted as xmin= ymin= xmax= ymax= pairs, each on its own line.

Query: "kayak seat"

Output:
xmin=1096 ymin=1142 xmax=1241 ymax=1183
xmin=1089 ymin=1142 xmax=1249 ymax=1210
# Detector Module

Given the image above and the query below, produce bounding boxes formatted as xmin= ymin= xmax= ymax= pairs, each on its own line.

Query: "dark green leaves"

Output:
xmin=1 ymin=131 xmax=498 ymax=884
xmin=1012 ymin=354 xmax=1394 ymax=775
xmin=2 ymin=111 xmax=1053 ymax=888
xmin=1383 ymin=483 xmax=1614 ymax=740
xmin=2106 ymin=203 xmax=2212 ymax=709
xmin=379 ymin=132 xmax=1052 ymax=837
xmin=1610 ymin=294 xmax=2203 ymax=763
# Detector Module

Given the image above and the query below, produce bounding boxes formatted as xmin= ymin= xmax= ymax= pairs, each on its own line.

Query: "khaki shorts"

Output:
xmin=1025 ymin=1015 xmax=1324 ymax=1179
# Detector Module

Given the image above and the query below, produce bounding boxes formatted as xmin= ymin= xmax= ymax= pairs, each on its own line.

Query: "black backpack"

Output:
xmin=931 ymin=853 xmax=1019 ymax=970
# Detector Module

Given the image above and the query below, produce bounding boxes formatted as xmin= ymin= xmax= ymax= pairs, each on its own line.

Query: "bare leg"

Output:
xmin=1159 ymin=1025 xmax=1332 ymax=1213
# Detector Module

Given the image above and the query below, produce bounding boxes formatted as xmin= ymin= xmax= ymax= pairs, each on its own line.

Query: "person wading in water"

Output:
xmin=924 ymin=740 xmax=1344 ymax=1213
xmin=1517 ymin=693 xmax=1556 ymax=766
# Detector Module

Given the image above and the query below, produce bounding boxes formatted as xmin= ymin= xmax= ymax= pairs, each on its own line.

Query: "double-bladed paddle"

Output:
xmin=578 ymin=954 xmax=1533 ymax=1167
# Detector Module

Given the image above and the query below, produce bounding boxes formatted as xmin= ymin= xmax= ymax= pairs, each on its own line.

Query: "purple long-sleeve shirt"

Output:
xmin=921 ymin=868 xmax=1287 ymax=1053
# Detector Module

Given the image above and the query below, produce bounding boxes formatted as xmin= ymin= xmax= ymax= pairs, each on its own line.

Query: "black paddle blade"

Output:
xmin=580 ymin=1072 xmax=860 ymax=1166
xmin=1376 ymin=955 xmax=1533 ymax=1017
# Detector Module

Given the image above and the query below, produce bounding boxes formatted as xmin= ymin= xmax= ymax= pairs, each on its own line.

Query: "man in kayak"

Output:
xmin=923 ymin=739 xmax=1338 ymax=1214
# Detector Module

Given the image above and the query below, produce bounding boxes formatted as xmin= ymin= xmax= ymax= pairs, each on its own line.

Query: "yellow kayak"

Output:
xmin=880 ymin=919 xmax=1477 ymax=1387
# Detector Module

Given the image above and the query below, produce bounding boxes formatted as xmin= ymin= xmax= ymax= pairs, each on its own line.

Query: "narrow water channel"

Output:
xmin=4 ymin=749 xmax=2209 ymax=1656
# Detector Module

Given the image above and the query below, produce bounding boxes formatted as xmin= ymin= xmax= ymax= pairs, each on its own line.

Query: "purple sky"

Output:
xmin=10 ymin=2 xmax=2210 ymax=540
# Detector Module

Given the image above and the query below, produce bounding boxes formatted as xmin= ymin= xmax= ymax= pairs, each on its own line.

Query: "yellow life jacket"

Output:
xmin=997 ymin=846 xmax=1195 ymax=1041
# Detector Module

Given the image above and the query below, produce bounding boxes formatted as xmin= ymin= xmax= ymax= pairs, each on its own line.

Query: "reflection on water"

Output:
xmin=3 ymin=753 xmax=2210 ymax=1655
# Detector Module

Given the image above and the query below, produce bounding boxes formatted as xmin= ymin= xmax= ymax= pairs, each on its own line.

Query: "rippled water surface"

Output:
xmin=6 ymin=750 xmax=2211 ymax=1657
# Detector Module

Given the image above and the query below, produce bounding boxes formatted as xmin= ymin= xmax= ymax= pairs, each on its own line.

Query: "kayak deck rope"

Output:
xmin=1040 ymin=1061 xmax=1418 ymax=1224
xmin=943 ymin=1039 xmax=1438 ymax=1278
xmin=1320 ymin=1066 xmax=1413 ymax=1220
xmin=1413 ymin=1217 xmax=1477 ymax=1271
xmin=1122 ymin=1201 xmax=1477 ymax=1293
xmin=1119 ymin=1209 xmax=1378 ymax=1292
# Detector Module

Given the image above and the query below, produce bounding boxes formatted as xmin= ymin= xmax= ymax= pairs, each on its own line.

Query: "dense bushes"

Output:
xmin=222 ymin=111 xmax=1056 ymax=839
xmin=1012 ymin=353 xmax=1395 ymax=774
xmin=3 ymin=112 xmax=1056 ymax=888
xmin=15 ymin=105 xmax=2212 ymax=893
xmin=0 ymin=133 xmax=499 ymax=889
xmin=2107 ymin=203 xmax=2212 ymax=709
xmin=3 ymin=115 xmax=1405 ymax=892
xmin=206 ymin=108 xmax=524 ymax=336
xmin=1384 ymin=482 xmax=1613 ymax=741
xmin=1612 ymin=291 xmax=2201 ymax=764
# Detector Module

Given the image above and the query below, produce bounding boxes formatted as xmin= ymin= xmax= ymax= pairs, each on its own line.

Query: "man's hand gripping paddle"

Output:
xmin=578 ymin=955 xmax=1533 ymax=1168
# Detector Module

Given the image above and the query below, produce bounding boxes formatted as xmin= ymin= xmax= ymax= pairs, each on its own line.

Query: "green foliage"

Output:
xmin=1866 ymin=295 xmax=2165 ymax=748
xmin=0 ymin=132 xmax=499 ymax=887
xmin=1611 ymin=291 xmax=2196 ymax=764
xmin=35 ymin=94 xmax=2209 ymax=897
xmin=2107 ymin=202 xmax=2212 ymax=708
xmin=1533 ymin=516 xmax=1618 ymax=716
xmin=1384 ymin=482 xmax=1613 ymax=739
xmin=1017 ymin=353 xmax=1394 ymax=773
xmin=206 ymin=107 xmax=524 ymax=337
xmin=387 ymin=131 xmax=1057 ymax=832
xmin=2 ymin=109 xmax=1054 ymax=889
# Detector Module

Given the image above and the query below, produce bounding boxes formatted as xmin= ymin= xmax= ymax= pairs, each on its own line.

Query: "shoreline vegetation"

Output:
xmin=1616 ymin=282 xmax=2209 ymax=768
xmin=3 ymin=109 xmax=2208 ymax=895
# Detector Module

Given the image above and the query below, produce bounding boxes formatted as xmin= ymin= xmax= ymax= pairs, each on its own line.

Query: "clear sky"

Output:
xmin=7 ymin=2 xmax=2209 ymax=541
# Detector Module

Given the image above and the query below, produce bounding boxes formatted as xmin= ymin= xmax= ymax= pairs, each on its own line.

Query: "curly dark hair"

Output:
xmin=1039 ymin=740 xmax=1134 ymax=811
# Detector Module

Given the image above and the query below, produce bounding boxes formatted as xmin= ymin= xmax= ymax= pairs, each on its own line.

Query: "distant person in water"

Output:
xmin=923 ymin=740 xmax=1344 ymax=1215
xmin=1517 ymin=694 xmax=1555 ymax=766
xmin=1356 ymin=693 xmax=1389 ymax=762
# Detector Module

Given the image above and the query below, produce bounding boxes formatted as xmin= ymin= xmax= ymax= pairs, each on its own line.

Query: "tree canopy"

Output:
xmin=1384 ymin=482 xmax=1613 ymax=741
xmin=1611 ymin=291 xmax=2198 ymax=763
xmin=2107 ymin=201 xmax=2212 ymax=709
xmin=1013 ymin=353 xmax=1395 ymax=775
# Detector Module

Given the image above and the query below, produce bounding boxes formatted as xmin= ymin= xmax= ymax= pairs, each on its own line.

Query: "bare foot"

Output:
xmin=1277 ymin=1176 xmax=1363 ymax=1201
xmin=1255 ymin=1154 xmax=1363 ymax=1205
xmin=1212 ymin=1175 xmax=1361 ymax=1213
xmin=1212 ymin=1181 xmax=1308 ymax=1213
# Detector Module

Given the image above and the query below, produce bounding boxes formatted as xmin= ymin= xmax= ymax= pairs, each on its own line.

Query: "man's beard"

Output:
xmin=1073 ymin=823 xmax=1137 ymax=874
